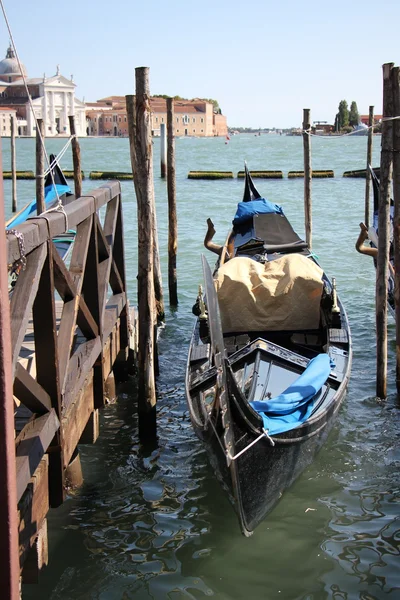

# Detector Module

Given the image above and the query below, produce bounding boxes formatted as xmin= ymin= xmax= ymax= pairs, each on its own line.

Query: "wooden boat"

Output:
xmin=368 ymin=166 xmax=395 ymax=316
xmin=6 ymin=154 xmax=75 ymax=261
xmin=185 ymin=166 xmax=352 ymax=536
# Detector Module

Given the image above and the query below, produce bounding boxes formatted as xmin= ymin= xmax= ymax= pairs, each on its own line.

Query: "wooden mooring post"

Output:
xmin=68 ymin=115 xmax=82 ymax=199
xmin=35 ymin=119 xmax=45 ymax=215
xmin=10 ymin=115 xmax=17 ymax=213
xmin=160 ymin=122 xmax=167 ymax=178
xmin=391 ymin=66 xmax=400 ymax=395
xmin=376 ymin=63 xmax=394 ymax=399
xmin=167 ymin=97 xmax=178 ymax=306
xmin=303 ymin=109 xmax=312 ymax=249
xmin=126 ymin=68 xmax=160 ymax=436
xmin=365 ymin=105 xmax=374 ymax=227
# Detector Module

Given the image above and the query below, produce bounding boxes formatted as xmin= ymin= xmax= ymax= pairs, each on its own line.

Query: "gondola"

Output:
xmin=185 ymin=166 xmax=352 ymax=536
xmin=367 ymin=165 xmax=395 ymax=316
xmin=6 ymin=154 xmax=75 ymax=261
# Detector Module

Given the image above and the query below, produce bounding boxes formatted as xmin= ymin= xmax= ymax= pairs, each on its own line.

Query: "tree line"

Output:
xmin=334 ymin=100 xmax=360 ymax=132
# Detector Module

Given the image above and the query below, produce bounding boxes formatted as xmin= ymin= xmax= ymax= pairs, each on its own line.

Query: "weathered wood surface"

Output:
xmin=35 ymin=119 xmax=45 ymax=215
xmin=11 ymin=115 xmax=17 ymax=212
xmin=391 ymin=66 xmax=400 ymax=394
xmin=302 ymin=108 xmax=312 ymax=249
xmin=167 ymin=97 xmax=178 ymax=306
xmin=68 ymin=115 xmax=82 ymax=199
xmin=376 ymin=63 xmax=394 ymax=399
xmin=126 ymin=80 xmax=156 ymax=412
xmin=365 ymin=106 xmax=374 ymax=227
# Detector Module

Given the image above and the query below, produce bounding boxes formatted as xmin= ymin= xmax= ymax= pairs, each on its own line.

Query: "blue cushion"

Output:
xmin=250 ymin=354 xmax=332 ymax=435
xmin=232 ymin=198 xmax=283 ymax=226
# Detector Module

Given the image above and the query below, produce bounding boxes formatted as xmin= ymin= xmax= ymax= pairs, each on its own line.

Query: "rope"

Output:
xmin=0 ymin=0 xmax=62 ymax=205
xmin=43 ymin=135 xmax=76 ymax=177
xmin=303 ymin=115 xmax=400 ymax=138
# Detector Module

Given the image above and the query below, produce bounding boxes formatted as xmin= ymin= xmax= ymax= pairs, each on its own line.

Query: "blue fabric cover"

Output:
xmin=6 ymin=184 xmax=71 ymax=229
xmin=250 ymin=354 xmax=332 ymax=435
xmin=233 ymin=198 xmax=283 ymax=226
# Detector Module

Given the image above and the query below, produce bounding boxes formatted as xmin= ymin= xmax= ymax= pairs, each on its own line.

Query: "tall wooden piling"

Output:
xmin=365 ymin=105 xmax=374 ymax=227
xmin=160 ymin=123 xmax=167 ymax=179
xmin=391 ymin=66 xmax=400 ymax=395
xmin=68 ymin=115 xmax=82 ymax=199
xmin=0 ymin=137 xmax=20 ymax=600
xmin=167 ymin=97 xmax=178 ymax=306
xmin=302 ymin=109 xmax=312 ymax=249
xmin=125 ymin=70 xmax=157 ymax=432
xmin=376 ymin=63 xmax=394 ymax=399
xmin=35 ymin=119 xmax=45 ymax=215
xmin=10 ymin=115 xmax=17 ymax=213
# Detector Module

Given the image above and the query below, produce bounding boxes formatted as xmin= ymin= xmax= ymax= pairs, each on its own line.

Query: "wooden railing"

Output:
xmin=6 ymin=181 xmax=134 ymax=581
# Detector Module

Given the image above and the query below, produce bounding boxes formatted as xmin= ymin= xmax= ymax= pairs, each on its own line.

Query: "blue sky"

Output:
xmin=1 ymin=0 xmax=399 ymax=128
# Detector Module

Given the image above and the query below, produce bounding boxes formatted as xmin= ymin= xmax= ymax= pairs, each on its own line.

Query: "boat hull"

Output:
xmin=187 ymin=346 xmax=350 ymax=535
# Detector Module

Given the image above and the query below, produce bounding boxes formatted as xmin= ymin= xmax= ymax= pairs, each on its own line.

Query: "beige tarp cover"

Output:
xmin=215 ymin=255 xmax=324 ymax=332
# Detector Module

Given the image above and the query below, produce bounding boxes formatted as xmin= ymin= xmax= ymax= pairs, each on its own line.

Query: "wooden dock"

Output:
xmin=5 ymin=181 xmax=136 ymax=583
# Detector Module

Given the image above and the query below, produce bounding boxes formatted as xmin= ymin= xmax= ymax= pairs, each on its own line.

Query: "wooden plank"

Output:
xmin=52 ymin=244 xmax=75 ymax=301
xmin=69 ymin=216 xmax=92 ymax=289
xmin=7 ymin=182 xmax=121 ymax=264
xmin=81 ymin=218 xmax=106 ymax=409
xmin=10 ymin=243 xmax=47 ymax=374
xmin=20 ymin=518 xmax=48 ymax=583
xmin=62 ymin=376 xmax=94 ymax=467
xmin=32 ymin=242 xmax=64 ymax=507
xmin=13 ymin=363 xmax=51 ymax=414
xmin=58 ymin=296 xmax=80 ymax=392
xmin=103 ymin=293 xmax=125 ymax=339
xmin=18 ymin=456 xmax=49 ymax=570
xmin=79 ymin=409 xmax=99 ymax=445
xmin=63 ymin=337 xmax=102 ymax=409
xmin=95 ymin=218 xmax=110 ymax=261
xmin=77 ymin=300 xmax=99 ymax=340
xmin=15 ymin=410 xmax=60 ymax=503
xmin=110 ymin=259 xmax=124 ymax=294
xmin=98 ymin=204 xmax=118 ymax=319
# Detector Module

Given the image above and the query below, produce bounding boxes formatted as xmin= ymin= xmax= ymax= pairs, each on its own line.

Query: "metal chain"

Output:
xmin=6 ymin=229 xmax=27 ymax=275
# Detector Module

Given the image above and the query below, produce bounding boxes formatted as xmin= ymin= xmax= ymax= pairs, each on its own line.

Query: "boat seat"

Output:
xmin=263 ymin=240 xmax=308 ymax=254
xmin=190 ymin=344 xmax=210 ymax=364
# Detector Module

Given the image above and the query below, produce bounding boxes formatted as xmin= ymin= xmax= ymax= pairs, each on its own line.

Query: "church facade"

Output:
xmin=0 ymin=46 xmax=86 ymax=137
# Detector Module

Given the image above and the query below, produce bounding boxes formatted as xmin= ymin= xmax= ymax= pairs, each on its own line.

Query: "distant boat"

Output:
xmin=186 ymin=165 xmax=352 ymax=535
xmin=352 ymin=123 xmax=369 ymax=136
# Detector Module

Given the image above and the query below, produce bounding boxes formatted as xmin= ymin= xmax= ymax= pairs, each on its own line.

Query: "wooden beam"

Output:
xmin=167 ymin=97 xmax=178 ymax=306
xmin=302 ymin=108 xmax=312 ymax=249
xmin=376 ymin=63 xmax=394 ymax=399
xmin=63 ymin=337 xmax=102 ymax=409
xmin=6 ymin=182 xmax=121 ymax=265
xmin=10 ymin=243 xmax=47 ymax=375
xmin=13 ymin=363 xmax=51 ymax=414
xmin=20 ymin=518 xmax=48 ymax=583
xmin=15 ymin=410 xmax=60 ymax=503
xmin=33 ymin=242 xmax=64 ymax=507
xmin=62 ymin=376 xmax=94 ymax=467
xmin=18 ymin=456 xmax=49 ymax=570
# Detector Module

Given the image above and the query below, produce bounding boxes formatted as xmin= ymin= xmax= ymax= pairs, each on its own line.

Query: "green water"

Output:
xmin=2 ymin=134 xmax=399 ymax=600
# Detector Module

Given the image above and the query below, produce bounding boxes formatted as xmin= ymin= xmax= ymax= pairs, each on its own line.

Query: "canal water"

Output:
xmin=2 ymin=134 xmax=399 ymax=599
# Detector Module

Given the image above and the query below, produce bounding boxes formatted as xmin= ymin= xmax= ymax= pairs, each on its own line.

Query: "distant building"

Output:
xmin=0 ymin=106 xmax=17 ymax=136
xmin=86 ymin=96 xmax=228 ymax=137
xmin=0 ymin=46 xmax=86 ymax=137
xmin=312 ymin=121 xmax=334 ymax=135
xmin=360 ymin=114 xmax=382 ymax=126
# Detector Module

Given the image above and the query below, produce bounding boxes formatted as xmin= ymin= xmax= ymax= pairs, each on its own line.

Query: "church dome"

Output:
xmin=0 ymin=45 xmax=27 ymax=82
